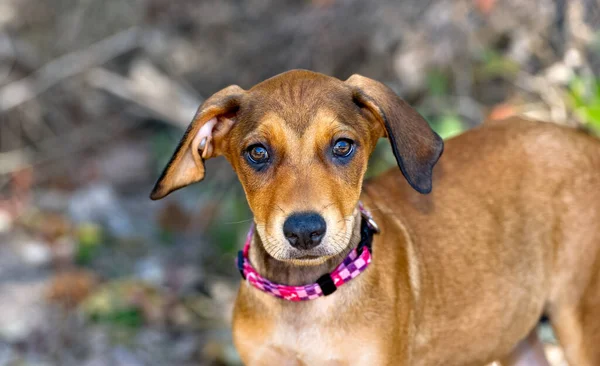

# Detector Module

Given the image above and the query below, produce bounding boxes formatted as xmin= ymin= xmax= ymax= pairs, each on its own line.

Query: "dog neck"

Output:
xmin=249 ymin=210 xmax=363 ymax=286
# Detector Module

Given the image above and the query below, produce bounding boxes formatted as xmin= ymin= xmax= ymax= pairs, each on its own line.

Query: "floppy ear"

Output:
xmin=345 ymin=74 xmax=443 ymax=194
xmin=150 ymin=85 xmax=245 ymax=200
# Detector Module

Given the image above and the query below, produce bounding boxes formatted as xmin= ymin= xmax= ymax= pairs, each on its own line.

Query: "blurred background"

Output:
xmin=0 ymin=0 xmax=599 ymax=365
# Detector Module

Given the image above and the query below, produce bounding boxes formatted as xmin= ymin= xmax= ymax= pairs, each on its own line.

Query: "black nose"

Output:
xmin=283 ymin=212 xmax=327 ymax=250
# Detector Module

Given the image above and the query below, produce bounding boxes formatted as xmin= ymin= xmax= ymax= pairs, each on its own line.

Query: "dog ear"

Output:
xmin=150 ymin=85 xmax=245 ymax=200
xmin=345 ymin=74 xmax=443 ymax=194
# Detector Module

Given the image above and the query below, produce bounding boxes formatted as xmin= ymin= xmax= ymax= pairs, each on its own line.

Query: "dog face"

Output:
xmin=225 ymin=87 xmax=378 ymax=265
xmin=150 ymin=70 xmax=443 ymax=265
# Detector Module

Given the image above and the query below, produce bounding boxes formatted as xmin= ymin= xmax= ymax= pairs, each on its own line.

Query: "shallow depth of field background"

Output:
xmin=0 ymin=1 xmax=599 ymax=365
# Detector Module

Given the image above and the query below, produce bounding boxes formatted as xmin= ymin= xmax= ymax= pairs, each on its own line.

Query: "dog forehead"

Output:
xmin=250 ymin=69 xmax=342 ymax=94
xmin=238 ymin=71 xmax=357 ymax=136
xmin=260 ymin=109 xmax=343 ymax=141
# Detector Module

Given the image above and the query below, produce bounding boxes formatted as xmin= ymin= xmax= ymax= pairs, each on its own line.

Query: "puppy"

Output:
xmin=151 ymin=70 xmax=600 ymax=366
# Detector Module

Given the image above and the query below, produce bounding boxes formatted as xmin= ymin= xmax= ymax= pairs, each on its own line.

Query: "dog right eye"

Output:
xmin=245 ymin=144 xmax=270 ymax=166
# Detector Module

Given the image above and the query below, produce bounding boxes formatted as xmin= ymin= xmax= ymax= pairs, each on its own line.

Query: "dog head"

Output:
xmin=150 ymin=70 xmax=443 ymax=265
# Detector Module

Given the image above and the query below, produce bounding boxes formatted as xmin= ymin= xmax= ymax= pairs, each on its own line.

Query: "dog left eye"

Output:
xmin=332 ymin=139 xmax=354 ymax=157
xmin=245 ymin=144 xmax=270 ymax=165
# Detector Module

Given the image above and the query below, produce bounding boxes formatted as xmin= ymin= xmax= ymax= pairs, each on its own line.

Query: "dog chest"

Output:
xmin=233 ymin=289 xmax=393 ymax=366
xmin=247 ymin=321 xmax=385 ymax=366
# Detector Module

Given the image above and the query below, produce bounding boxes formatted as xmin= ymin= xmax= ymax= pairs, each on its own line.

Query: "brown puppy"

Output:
xmin=151 ymin=70 xmax=600 ymax=366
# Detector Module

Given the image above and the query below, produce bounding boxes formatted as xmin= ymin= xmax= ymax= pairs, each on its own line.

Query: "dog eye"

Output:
xmin=332 ymin=139 xmax=354 ymax=157
xmin=246 ymin=144 xmax=270 ymax=165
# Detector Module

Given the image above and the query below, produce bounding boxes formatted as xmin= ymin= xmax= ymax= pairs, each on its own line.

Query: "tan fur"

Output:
xmin=151 ymin=70 xmax=600 ymax=365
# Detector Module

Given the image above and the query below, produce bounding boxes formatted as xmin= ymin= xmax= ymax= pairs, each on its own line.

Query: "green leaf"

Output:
xmin=76 ymin=223 xmax=103 ymax=265
xmin=477 ymin=49 xmax=519 ymax=79
xmin=567 ymin=77 xmax=585 ymax=107
xmin=583 ymin=106 xmax=600 ymax=125
xmin=90 ymin=308 xmax=144 ymax=328
xmin=426 ymin=69 xmax=449 ymax=97
xmin=432 ymin=114 xmax=465 ymax=140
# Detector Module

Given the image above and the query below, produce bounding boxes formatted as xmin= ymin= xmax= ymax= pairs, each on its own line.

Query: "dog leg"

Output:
xmin=498 ymin=328 xmax=550 ymax=366
xmin=577 ymin=283 xmax=600 ymax=365
xmin=551 ymin=307 xmax=588 ymax=366
xmin=578 ymin=280 xmax=600 ymax=364
xmin=576 ymin=251 xmax=600 ymax=365
xmin=551 ymin=268 xmax=600 ymax=366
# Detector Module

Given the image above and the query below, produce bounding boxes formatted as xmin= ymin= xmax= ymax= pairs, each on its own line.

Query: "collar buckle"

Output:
xmin=316 ymin=273 xmax=337 ymax=296
xmin=365 ymin=216 xmax=380 ymax=233
xmin=237 ymin=250 xmax=246 ymax=280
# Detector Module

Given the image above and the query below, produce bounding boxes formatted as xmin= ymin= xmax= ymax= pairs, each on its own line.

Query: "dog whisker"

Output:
xmin=275 ymin=204 xmax=286 ymax=215
xmin=223 ymin=218 xmax=255 ymax=225
xmin=319 ymin=202 xmax=335 ymax=215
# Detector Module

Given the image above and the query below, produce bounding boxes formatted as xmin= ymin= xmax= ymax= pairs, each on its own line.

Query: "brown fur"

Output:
xmin=151 ymin=70 xmax=600 ymax=365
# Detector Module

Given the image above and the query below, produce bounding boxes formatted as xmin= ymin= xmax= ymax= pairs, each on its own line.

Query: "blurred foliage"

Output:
xmin=426 ymin=69 xmax=450 ymax=98
xmin=567 ymin=76 xmax=600 ymax=135
xmin=150 ymin=126 xmax=183 ymax=177
xmin=76 ymin=223 xmax=103 ymax=265
xmin=476 ymin=49 xmax=521 ymax=80
xmin=82 ymin=280 xmax=159 ymax=328
xmin=207 ymin=194 xmax=251 ymax=256
xmin=431 ymin=114 xmax=466 ymax=140
xmin=422 ymin=68 xmax=467 ymax=140
xmin=90 ymin=308 xmax=145 ymax=328
xmin=365 ymin=139 xmax=396 ymax=179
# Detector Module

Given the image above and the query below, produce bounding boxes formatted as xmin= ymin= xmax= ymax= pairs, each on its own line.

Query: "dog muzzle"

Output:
xmin=236 ymin=202 xmax=379 ymax=301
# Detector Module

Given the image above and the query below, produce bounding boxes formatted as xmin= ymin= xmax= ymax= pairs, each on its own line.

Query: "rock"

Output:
xmin=0 ymin=342 xmax=15 ymax=365
xmin=96 ymin=140 xmax=152 ymax=189
xmin=82 ymin=356 xmax=112 ymax=366
xmin=52 ymin=235 xmax=77 ymax=264
xmin=170 ymin=334 xmax=198 ymax=362
xmin=35 ymin=189 xmax=73 ymax=212
xmin=135 ymin=257 xmax=165 ymax=286
xmin=545 ymin=63 xmax=575 ymax=85
xmin=545 ymin=344 xmax=567 ymax=366
xmin=83 ymin=328 xmax=112 ymax=365
xmin=112 ymin=346 xmax=144 ymax=366
xmin=0 ymin=281 xmax=47 ymax=342
xmin=18 ymin=239 xmax=52 ymax=267
xmin=0 ymin=209 xmax=13 ymax=234
xmin=166 ymin=264 xmax=202 ymax=293
xmin=209 ymin=280 xmax=238 ymax=325
xmin=68 ymin=184 xmax=133 ymax=237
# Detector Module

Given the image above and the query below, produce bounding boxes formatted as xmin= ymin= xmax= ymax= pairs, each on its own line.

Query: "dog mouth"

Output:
xmin=286 ymin=254 xmax=332 ymax=266
xmin=282 ymin=243 xmax=347 ymax=265
xmin=256 ymin=218 xmax=357 ymax=265
xmin=290 ymin=255 xmax=329 ymax=265
xmin=273 ymin=246 xmax=337 ymax=265
xmin=296 ymin=254 xmax=322 ymax=261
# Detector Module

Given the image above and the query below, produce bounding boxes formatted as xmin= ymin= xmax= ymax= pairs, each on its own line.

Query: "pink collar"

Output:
xmin=236 ymin=203 xmax=379 ymax=301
